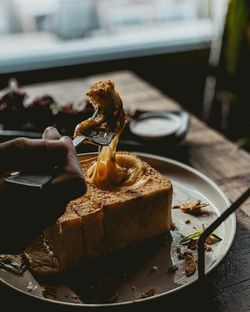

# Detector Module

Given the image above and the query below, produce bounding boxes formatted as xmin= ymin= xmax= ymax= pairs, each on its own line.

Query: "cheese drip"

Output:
xmin=87 ymin=136 xmax=147 ymax=189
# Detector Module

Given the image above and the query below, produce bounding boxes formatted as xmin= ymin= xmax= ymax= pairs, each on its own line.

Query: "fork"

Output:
xmin=4 ymin=109 xmax=119 ymax=189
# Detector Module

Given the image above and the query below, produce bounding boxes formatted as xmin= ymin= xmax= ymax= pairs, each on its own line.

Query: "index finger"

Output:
xmin=0 ymin=137 xmax=68 ymax=175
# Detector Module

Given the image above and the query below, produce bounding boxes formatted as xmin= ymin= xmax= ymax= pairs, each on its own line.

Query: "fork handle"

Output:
xmin=4 ymin=172 xmax=54 ymax=189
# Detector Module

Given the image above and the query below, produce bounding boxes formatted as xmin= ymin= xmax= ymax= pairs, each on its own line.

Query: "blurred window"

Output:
xmin=0 ymin=0 xmax=215 ymax=73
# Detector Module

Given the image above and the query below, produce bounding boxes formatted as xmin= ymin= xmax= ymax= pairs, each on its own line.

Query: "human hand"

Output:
xmin=0 ymin=127 xmax=86 ymax=254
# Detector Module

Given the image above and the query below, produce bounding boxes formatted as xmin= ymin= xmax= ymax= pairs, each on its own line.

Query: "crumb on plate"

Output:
xmin=141 ymin=287 xmax=156 ymax=298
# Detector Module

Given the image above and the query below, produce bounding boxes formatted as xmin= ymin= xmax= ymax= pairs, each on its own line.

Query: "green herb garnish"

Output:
xmin=209 ymin=233 xmax=223 ymax=241
xmin=180 ymin=231 xmax=222 ymax=244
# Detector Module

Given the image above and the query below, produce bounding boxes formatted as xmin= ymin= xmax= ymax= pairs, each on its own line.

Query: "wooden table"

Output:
xmin=1 ymin=71 xmax=250 ymax=312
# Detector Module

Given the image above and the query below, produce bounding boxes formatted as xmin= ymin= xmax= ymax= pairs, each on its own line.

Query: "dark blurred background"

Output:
xmin=0 ymin=0 xmax=249 ymax=150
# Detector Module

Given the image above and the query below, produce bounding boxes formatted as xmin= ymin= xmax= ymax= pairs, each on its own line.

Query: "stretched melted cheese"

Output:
xmin=74 ymin=80 xmax=147 ymax=190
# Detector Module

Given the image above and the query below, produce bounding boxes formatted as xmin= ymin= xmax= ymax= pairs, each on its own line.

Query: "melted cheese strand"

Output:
xmin=88 ymin=134 xmax=121 ymax=186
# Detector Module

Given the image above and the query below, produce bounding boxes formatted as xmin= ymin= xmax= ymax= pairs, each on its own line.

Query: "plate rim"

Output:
xmin=0 ymin=152 xmax=236 ymax=308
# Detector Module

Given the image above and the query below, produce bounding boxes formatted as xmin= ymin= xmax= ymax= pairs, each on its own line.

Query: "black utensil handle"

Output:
xmin=198 ymin=187 xmax=250 ymax=280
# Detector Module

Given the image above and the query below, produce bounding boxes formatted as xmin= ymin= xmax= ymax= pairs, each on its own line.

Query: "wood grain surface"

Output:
xmin=0 ymin=71 xmax=249 ymax=312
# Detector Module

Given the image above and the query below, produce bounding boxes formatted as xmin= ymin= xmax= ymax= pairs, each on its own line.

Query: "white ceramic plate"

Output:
xmin=0 ymin=152 xmax=235 ymax=309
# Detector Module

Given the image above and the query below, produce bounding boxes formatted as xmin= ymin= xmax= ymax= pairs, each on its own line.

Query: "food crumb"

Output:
xmin=202 ymin=224 xmax=217 ymax=244
xmin=178 ymin=253 xmax=185 ymax=260
xmin=171 ymin=222 xmax=176 ymax=230
xmin=180 ymin=200 xmax=209 ymax=213
xmin=177 ymin=247 xmax=185 ymax=260
xmin=151 ymin=265 xmax=158 ymax=272
xmin=205 ymin=243 xmax=212 ymax=251
xmin=168 ymin=265 xmax=178 ymax=273
xmin=72 ymin=294 xmax=81 ymax=303
xmin=187 ymin=239 xmax=198 ymax=250
xmin=192 ymin=226 xmax=197 ymax=229
xmin=41 ymin=286 xmax=46 ymax=295
xmin=41 ymin=285 xmax=57 ymax=298
xmin=185 ymin=254 xmax=197 ymax=277
xmin=141 ymin=287 xmax=156 ymax=298
xmin=131 ymin=285 xmax=137 ymax=290
xmin=184 ymin=250 xmax=193 ymax=256
xmin=184 ymin=219 xmax=190 ymax=224
xmin=173 ymin=200 xmax=209 ymax=213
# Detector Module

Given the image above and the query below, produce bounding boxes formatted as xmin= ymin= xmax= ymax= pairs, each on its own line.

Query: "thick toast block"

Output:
xmin=24 ymin=152 xmax=173 ymax=274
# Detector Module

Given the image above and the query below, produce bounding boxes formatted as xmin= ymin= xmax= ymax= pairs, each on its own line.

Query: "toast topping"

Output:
xmin=74 ymin=80 xmax=125 ymax=138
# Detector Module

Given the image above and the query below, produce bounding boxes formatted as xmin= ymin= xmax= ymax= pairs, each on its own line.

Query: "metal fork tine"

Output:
xmin=89 ymin=132 xmax=114 ymax=146
xmin=95 ymin=129 xmax=105 ymax=137
xmin=73 ymin=131 xmax=115 ymax=148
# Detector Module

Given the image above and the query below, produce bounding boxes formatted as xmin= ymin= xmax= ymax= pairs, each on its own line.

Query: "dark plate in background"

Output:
xmin=0 ymin=110 xmax=190 ymax=159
